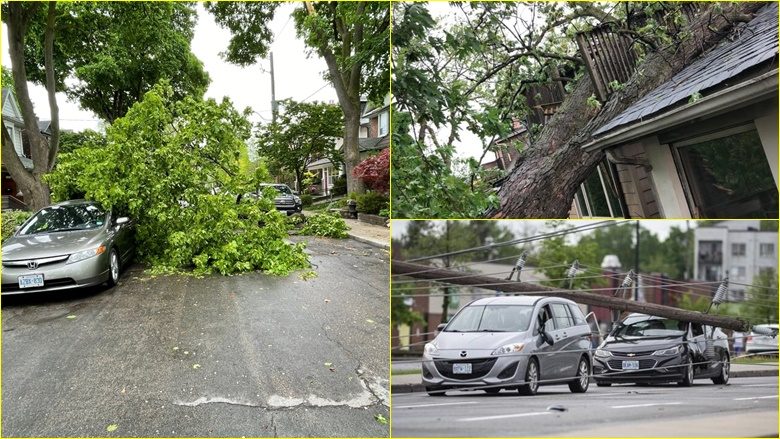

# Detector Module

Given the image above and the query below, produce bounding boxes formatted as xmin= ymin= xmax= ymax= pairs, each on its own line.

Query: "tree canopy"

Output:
xmin=47 ymin=83 xmax=309 ymax=276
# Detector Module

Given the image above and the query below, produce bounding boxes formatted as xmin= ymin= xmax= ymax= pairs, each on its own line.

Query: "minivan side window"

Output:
xmin=536 ymin=305 xmax=555 ymax=333
xmin=551 ymin=303 xmax=574 ymax=329
xmin=568 ymin=304 xmax=587 ymax=325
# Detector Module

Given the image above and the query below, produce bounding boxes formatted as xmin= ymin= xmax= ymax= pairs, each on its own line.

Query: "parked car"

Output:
xmin=593 ymin=313 xmax=730 ymax=387
xmin=1 ymin=200 xmax=134 ymax=294
xmin=257 ymin=184 xmax=302 ymax=215
xmin=745 ymin=324 xmax=779 ymax=355
xmin=422 ymin=296 xmax=592 ymax=396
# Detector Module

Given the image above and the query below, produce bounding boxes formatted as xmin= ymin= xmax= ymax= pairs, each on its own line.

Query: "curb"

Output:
xmin=390 ymin=369 xmax=776 ymax=394
xmin=347 ymin=233 xmax=390 ymax=250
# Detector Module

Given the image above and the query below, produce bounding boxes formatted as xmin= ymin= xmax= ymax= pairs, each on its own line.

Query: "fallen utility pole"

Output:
xmin=393 ymin=260 xmax=751 ymax=332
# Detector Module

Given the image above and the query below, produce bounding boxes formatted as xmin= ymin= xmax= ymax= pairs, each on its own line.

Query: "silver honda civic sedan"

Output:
xmin=422 ymin=296 xmax=593 ymax=396
xmin=2 ymin=200 xmax=134 ymax=294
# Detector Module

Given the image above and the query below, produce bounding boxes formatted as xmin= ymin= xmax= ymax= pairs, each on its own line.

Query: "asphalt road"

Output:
xmin=2 ymin=237 xmax=389 ymax=437
xmin=391 ymin=376 xmax=778 ymax=437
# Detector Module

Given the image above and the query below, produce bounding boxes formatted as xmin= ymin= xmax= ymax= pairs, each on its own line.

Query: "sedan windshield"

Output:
xmin=614 ymin=318 xmax=686 ymax=338
xmin=445 ymin=305 xmax=533 ymax=332
xmin=19 ymin=204 xmax=107 ymax=235
xmin=271 ymin=185 xmax=292 ymax=195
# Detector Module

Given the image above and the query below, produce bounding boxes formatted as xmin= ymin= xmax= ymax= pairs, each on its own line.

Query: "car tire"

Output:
xmin=568 ymin=356 xmax=590 ymax=393
xmin=712 ymin=351 xmax=730 ymax=385
xmin=596 ymin=382 xmax=612 ymax=387
xmin=677 ymin=355 xmax=694 ymax=387
xmin=484 ymin=388 xmax=501 ymax=394
xmin=426 ymin=386 xmax=446 ymax=397
xmin=106 ymin=248 xmax=120 ymax=287
xmin=518 ymin=358 xmax=539 ymax=396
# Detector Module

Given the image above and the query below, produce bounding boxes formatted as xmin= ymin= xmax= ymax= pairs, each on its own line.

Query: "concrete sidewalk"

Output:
xmin=391 ymin=363 xmax=778 ymax=394
xmin=303 ymin=210 xmax=389 ymax=250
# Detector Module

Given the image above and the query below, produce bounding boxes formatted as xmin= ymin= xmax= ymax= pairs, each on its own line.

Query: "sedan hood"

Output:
xmin=2 ymin=229 xmax=106 ymax=260
xmin=434 ymin=331 xmax=527 ymax=350
xmin=601 ymin=336 xmax=683 ymax=352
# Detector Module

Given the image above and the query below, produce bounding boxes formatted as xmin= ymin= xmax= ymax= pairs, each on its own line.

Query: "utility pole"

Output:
xmin=270 ymin=51 xmax=278 ymax=123
xmin=441 ymin=221 xmax=451 ymax=324
xmin=634 ymin=220 xmax=640 ymax=301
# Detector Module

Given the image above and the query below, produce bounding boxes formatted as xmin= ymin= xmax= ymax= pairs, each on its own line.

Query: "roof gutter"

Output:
xmin=582 ymin=69 xmax=778 ymax=152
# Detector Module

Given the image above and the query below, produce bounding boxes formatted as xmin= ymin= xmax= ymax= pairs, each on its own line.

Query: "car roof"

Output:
xmin=54 ymin=199 xmax=94 ymax=206
xmin=468 ymin=295 xmax=574 ymax=306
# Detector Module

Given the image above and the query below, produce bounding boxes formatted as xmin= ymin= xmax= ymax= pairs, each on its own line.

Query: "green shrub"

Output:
xmin=300 ymin=193 xmax=313 ymax=207
xmin=300 ymin=213 xmax=349 ymax=238
xmin=331 ymin=175 xmax=347 ymax=196
xmin=327 ymin=198 xmax=348 ymax=210
xmin=378 ymin=208 xmax=389 ymax=218
xmin=356 ymin=191 xmax=389 ymax=215
xmin=2 ymin=210 xmax=32 ymax=242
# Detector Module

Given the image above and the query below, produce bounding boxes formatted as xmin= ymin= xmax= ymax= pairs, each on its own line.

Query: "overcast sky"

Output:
xmin=1 ymin=2 xmax=338 ymax=132
xmin=391 ymin=219 xmax=696 ymax=243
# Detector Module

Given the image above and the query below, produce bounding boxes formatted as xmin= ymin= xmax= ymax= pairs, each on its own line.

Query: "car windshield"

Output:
xmin=267 ymin=185 xmax=292 ymax=195
xmin=19 ymin=204 xmax=107 ymax=235
xmin=445 ymin=305 xmax=533 ymax=332
xmin=613 ymin=317 xmax=686 ymax=338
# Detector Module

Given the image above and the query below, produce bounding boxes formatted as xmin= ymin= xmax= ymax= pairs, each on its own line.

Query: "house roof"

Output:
xmin=37 ymin=120 xmax=52 ymax=134
xmin=593 ymin=3 xmax=778 ymax=137
xmin=359 ymin=135 xmax=389 ymax=152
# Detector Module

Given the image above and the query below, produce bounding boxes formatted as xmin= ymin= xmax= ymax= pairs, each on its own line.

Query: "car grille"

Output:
xmin=607 ymin=359 xmax=657 ymax=370
xmin=2 ymin=278 xmax=77 ymax=292
xmin=610 ymin=350 xmax=656 ymax=357
xmin=2 ymin=254 xmax=70 ymax=268
xmin=435 ymin=358 xmax=497 ymax=380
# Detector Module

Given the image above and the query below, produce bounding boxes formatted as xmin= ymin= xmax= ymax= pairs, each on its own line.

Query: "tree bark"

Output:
xmin=490 ymin=2 xmax=766 ymax=218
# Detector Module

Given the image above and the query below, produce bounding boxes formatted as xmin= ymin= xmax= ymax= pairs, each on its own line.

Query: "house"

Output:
xmin=2 ymin=88 xmax=32 ymax=210
xmin=306 ymin=94 xmax=390 ymax=195
xmin=693 ymin=221 xmax=777 ymax=302
xmin=578 ymin=3 xmax=778 ymax=219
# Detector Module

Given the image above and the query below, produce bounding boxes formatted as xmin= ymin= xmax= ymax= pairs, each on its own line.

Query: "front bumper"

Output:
xmin=275 ymin=204 xmax=302 ymax=214
xmin=593 ymin=354 xmax=686 ymax=383
xmin=1 ymin=253 xmax=110 ymax=295
xmin=421 ymin=354 xmax=530 ymax=389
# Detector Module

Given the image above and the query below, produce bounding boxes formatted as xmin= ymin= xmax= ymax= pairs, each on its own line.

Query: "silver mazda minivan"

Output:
xmin=422 ymin=296 xmax=592 ymax=396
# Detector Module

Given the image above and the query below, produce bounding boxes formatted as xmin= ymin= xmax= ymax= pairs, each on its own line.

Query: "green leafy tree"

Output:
xmin=206 ymin=1 xmax=390 ymax=194
xmin=743 ymin=268 xmax=778 ymax=325
xmin=57 ymin=129 xmax=107 ymax=155
xmin=47 ymin=83 xmax=308 ymax=276
xmin=255 ymin=99 xmax=343 ymax=192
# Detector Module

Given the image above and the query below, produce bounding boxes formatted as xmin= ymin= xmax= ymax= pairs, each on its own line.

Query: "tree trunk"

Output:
xmin=490 ymin=2 xmax=766 ymax=218
xmin=343 ymin=110 xmax=364 ymax=194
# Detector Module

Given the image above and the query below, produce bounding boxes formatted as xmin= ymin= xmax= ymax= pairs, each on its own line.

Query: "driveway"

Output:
xmin=2 ymin=237 xmax=389 ymax=437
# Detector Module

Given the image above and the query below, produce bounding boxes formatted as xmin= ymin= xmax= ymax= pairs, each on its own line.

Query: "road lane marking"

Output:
xmin=739 ymin=384 xmax=778 ymax=388
xmin=395 ymin=401 xmax=478 ymax=409
xmin=460 ymin=412 xmax=553 ymax=422
xmin=611 ymin=402 xmax=682 ymax=409
xmin=734 ymin=395 xmax=777 ymax=401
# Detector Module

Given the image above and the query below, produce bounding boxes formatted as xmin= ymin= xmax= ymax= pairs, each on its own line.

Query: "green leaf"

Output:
xmin=106 ymin=424 xmax=118 ymax=432
xmin=374 ymin=414 xmax=388 ymax=425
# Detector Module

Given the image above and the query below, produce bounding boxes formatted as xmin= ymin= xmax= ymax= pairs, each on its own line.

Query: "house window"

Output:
xmin=697 ymin=240 xmax=722 ymax=281
xmin=672 ymin=125 xmax=778 ymax=218
xmin=574 ymin=161 xmax=624 ymax=218
xmin=378 ymin=111 xmax=389 ymax=137
xmin=759 ymin=243 xmax=774 ymax=257
xmin=732 ymin=266 xmax=746 ymax=280
xmin=731 ymin=243 xmax=746 ymax=256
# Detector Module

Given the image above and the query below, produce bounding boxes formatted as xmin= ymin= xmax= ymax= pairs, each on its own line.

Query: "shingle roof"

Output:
xmin=594 ymin=3 xmax=778 ymax=136
xmin=359 ymin=135 xmax=389 ymax=152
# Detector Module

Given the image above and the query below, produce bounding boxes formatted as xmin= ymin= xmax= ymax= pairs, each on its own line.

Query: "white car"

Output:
xmin=745 ymin=324 xmax=779 ymax=355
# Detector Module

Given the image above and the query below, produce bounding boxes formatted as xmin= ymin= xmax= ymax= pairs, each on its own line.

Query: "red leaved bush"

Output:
xmin=352 ymin=148 xmax=389 ymax=193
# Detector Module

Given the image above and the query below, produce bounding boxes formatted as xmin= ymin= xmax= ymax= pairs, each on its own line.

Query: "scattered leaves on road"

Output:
xmin=173 ymin=347 xmax=179 ymax=351
xmin=66 ymin=315 xmax=77 ymax=320
xmin=324 ymin=299 xmax=331 ymax=303
xmin=366 ymin=319 xmax=375 ymax=324
xmin=324 ymin=362 xmax=333 ymax=367
xmin=193 ymin=364 xmax=201 ymax=369
xmin=106 ymin=424 xmax=118 ymax=432
xmin=299 ymin=270 xmax=318 ymax=281
xmin=374 ymin=414 xmax=388 ymax=425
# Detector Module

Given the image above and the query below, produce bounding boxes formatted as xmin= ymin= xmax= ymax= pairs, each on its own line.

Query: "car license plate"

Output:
xmin=622 ymin=360 xmax=640 ymax=370
xmin=453 ymin=363 xmax=472 ymax=374
xmin=18 ymin=273 xmax=44 ymax=289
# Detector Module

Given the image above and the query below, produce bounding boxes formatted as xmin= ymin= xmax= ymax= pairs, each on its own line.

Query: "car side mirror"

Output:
xmin=115 ymin=217 xmax=129 ymax=226
xmin=541 ymin=331 xmax=555 ymax=346
xmin=436 ymin=323 xmax=446 ymax=332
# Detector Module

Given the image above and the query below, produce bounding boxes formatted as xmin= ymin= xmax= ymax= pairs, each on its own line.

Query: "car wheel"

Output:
xmin=568 ymin=356 xmax=590 ymax=393
xmin=596 ymin=382 xmax=612 ymax=387
xmin=677 ymin=355 xmax=694 ymax=387
xmin=518 ymin=358 xmax=539 ymax=396
xmin=712 ymin=351 xmax=730 ymax=385
xmin=107 ymin=248 xmax=120 ymax=287
xmin=426 ymin=386 xmax=446 ymax=397
xmin=484 ymin=387 xmax=501 ymax=394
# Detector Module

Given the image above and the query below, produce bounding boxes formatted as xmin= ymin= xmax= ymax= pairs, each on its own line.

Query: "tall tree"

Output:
xmin=255 ymin=99 xmax=343 ymax=192
xmin=206 ymin=1 xmax=390 ymax=194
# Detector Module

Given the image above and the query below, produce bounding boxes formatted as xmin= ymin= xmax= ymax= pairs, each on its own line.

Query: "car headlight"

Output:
xmin=652 ymin=345 xmax=684 ymax=356
xmin=594 ymin=349 xmax=613 ymax=358
xmin=294 ymin=196 xmax=302 ymax=204
xmin=67 ymin=245 xmax=106 ymax=264
xmin=423 ymin=342 xmax=439 ymax=357
xmin=491 ymin=343 xmax=525 ymax=356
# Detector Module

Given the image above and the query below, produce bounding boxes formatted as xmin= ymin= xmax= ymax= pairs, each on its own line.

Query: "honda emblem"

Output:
xmin=26 ymin=261 xmax=38 ymax=270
